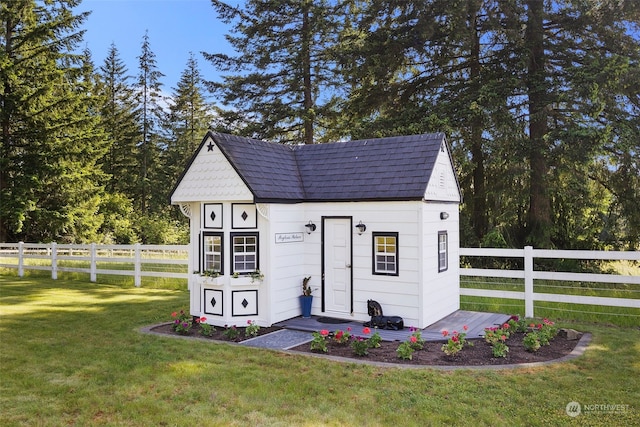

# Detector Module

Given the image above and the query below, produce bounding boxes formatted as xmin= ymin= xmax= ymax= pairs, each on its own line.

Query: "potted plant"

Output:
xmin=300 ymin=276 xmax=313 ymax=318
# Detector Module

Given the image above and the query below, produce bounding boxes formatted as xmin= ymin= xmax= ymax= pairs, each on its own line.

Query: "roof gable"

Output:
xmin=170 ymin=131 xmax=461 ymax=204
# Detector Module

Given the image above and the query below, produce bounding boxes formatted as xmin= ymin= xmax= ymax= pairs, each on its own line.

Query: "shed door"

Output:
xmin=322 ymin=217 xmax=352 ymax=315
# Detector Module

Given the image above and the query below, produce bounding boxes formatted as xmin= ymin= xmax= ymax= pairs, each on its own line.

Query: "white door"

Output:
xmin=323 ymin=217 xmax=352 ymax=315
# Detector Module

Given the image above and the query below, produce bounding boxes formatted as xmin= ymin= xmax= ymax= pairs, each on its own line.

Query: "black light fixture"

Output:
xmin=305 ymin=220 xmax=316 ymax=234
xmin=440 ymin=212 xmax=449 ymax=220
xmin=355 ymin=220 xmax=367 ymax=235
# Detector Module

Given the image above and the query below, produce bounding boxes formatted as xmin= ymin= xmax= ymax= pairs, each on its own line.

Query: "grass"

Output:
xmin=1 ymin=275 xmax=639 ymax=426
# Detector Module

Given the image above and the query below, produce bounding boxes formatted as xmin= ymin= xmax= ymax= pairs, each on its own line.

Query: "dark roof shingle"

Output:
xmin=207 ymin=132 xmax=450 ymax=202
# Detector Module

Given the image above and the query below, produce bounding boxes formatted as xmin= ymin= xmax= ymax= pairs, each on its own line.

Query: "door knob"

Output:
xmin=346 ymin=264 xmax=351 ymax=268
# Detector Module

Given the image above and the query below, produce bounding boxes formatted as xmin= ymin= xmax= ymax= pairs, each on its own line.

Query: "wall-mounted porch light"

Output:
xmin=440 ymin=212 xmax=449 ymax=220
xmin=355 ymin=221 xmax=367 ymax=235
xmin=305 ymin=220 xmax=317 ymax=234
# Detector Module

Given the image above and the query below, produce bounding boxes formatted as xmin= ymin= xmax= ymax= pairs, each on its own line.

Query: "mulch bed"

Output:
xmin=151 ymin=322 xmax=283 ymax=342
xmin=290 ymin=332 xmax=581 ymax=366
xmin=151 ymin=322 xmax=584 ymax=367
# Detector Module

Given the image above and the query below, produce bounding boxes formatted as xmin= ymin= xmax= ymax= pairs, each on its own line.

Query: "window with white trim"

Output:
xmin=373 ymin=232 xmax=398 ymax=276
xmin=438 ymin=231 xmax=448 ymax=272
xmin=203 ymin=232 xmax=223 ymax=274
xmin=231 ymin=233 xmax=258 ymax=274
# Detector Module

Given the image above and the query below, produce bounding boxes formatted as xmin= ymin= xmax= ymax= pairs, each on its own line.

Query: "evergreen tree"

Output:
xmin=98 ymin=43 xmax=139 ymax=196
xmin=1 ymin=0 xmax=107 ymax=242
xmin=333 ymin=0 xmax=640 ymax=249
xmin=161 ymin=53 xmax=212 ymax=217
xmin=204 ymin=0 xmax=342 ymax=144
xmin=135 ymin=31 xmax=165 ymax=214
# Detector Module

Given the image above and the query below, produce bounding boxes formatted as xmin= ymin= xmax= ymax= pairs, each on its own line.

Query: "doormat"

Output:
xmin=316 ymin=317 xmax=351 ymax=324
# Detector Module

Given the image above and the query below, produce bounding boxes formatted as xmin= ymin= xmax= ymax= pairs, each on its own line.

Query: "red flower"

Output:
xmin=463 ymin=325 xmax=469 ymax=331
xmin=452 ymin=335 xmax=459 ymax=343
xmin=442 ymin=330 xmax=449 ymax=337
xmin=537 ymin=323 xmax=543 ymax=329
xmin=410 ymin=336 xmax=417 ymax=343
xmin=247 ymin=319 xmax=252 ymax=325
xmin=500 ymin=335 xmax=507 ymax=341
xmin=335 ymin=331 xmax=344 ymax=339
xmin=199 ymin=317 xmax=207 ymax=323
xmin=347 ymin=327 xmax=352 ymax=332
xmin=452 ymin=330 xmax=458 ymax=336
xmin=503 ymin=323 xmax=510 ymax=329
xmin=363 ymin=327 xmax=371 ymax=335
xmin=530 ymin=323 xmax=536 ymax=328
xmin=171 ymin=312 xmax=177 ymax=317
xmin=320 ymin=329 xmax=329 ymax=336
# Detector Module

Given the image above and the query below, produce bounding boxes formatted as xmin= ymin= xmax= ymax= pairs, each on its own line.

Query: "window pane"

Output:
xmin=373 ymin=233 xmax=398 ymax=275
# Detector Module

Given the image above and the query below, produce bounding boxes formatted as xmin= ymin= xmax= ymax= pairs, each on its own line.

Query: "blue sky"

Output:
xmin=76 ymin=0 xmax=241 ymax=90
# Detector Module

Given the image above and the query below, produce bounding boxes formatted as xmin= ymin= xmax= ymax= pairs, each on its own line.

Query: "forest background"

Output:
xmin=1 ymin=0 xmax=638 ymax=251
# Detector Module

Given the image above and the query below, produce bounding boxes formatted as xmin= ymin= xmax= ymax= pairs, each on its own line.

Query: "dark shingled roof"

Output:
xmin=179 ymin=131 xmax=450 ymax=203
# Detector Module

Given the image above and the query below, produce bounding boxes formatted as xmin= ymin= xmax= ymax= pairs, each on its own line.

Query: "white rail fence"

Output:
xmin=0 ymin=242 xmax=189 ymax=287
xmin=1 ymin=243 xmax=638 ymax=318
xmin=460 ymin=246 xmax=639 ymax=318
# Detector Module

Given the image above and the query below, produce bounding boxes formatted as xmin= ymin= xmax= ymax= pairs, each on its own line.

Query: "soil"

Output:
xmin=151 ymin=323 xmax=583 ymax=367
xmin=151 ymin=322 xmax=283 ymax=343
xmin=290 ymin=333 xmax=581 ymax=366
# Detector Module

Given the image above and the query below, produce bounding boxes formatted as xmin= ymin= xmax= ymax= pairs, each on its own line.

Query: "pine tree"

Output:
xmin=1 ymin=0 xmax=107 ymax=242
xmin=204 ymin=0 xmax=342 ymax=144
xmin=161 ymin=53 xmax=212 ymax=216
xmin=98 ymin=43 xmax=140 ymax=197
xmin=334 ymin=0 xmax=640 ymax=249
xmin=135 ymin=31 xmax=165 ymax=213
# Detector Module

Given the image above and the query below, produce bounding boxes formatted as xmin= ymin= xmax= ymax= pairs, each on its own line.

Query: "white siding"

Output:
xmin=171 ymin=136 xmax=253 ymax=203
xmin=420 ymin=203 xmax=460 ymax=327
xmin=424 ymin=144 xmax=461 ymax=203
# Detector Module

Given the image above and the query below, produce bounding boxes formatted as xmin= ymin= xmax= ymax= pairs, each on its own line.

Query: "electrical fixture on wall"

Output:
xmin=440 ymin=212 xmax=449 ymax=220
xmin=305 ymin=220 xmax=316 ymax=234
xmin=355 ymin=221 xmax=367 ymax=235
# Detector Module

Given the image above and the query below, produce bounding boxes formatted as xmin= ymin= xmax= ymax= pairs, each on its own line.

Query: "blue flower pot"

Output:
xmin=300 ymin=295 xmax=313 ymax=318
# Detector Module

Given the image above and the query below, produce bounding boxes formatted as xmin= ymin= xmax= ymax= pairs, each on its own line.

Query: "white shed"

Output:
xmin=170 ymin=131 xmax=462 ymax=329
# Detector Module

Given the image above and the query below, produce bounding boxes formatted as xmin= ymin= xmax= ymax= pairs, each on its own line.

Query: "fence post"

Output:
xmin=90 ymin=243 xmax=97 ymax=282
xmin=134 ymin=243 xmax=141 ymax=287
xmin=18 ymin=241 xmax=24 ymax=277
xmin=524 ymin=245 xmax=534 ymax=318
xmin=51 ymin=242 xmax=58 ymax=280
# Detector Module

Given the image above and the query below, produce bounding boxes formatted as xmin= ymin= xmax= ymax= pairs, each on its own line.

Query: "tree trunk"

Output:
xmin=301 ymin=2 xmax=314 ymax=144
xmin=468 ymin=0 xmax=488 ymax=240
xmin=525 ymin=0 xmax=552 ymax=248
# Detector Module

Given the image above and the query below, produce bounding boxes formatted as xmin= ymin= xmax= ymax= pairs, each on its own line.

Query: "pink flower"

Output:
xmin=347 ymin=327 xmax=352 ymax=332
xmin=452 ymin=335 xmax=459 ymax=343
xmin=452 ymin=330 xmax=458 ymax=336
xmin=171 ymin=311 xmax=177 ymax=317
xmin=442 ymin=330 xmax=449 ymax=337
xmin=537 ymin=323 xmax=543 ymax=329
xmin=410 ymin=336 xmax=418 ymax=343
xmin=463 ymin=325 xmax=469 ymax=331
xmin=362 ymin=327 xmax=371 ymax=335
xmin=530 ymin=323 xmax=536 ymax=328
xmin=503 ymin=323 xmax=510 ymax=329
xmin=247 ymin=320 xmax=252 ymax=325
xmin=199 ymin=317 xmax=207 ymax=323
xmin=500 ymin=335 xmax=507 ymax=341
xmin=320 ymin=329 xmax=329 ymax=336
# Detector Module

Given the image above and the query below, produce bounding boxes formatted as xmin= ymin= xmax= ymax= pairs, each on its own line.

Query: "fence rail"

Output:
xmin=1 ymin=243 xmax=638 ymax=319
xmin=460 ymin=246 xmax=639 ymax=318
xmin=0 ymin=242 xmax=189 ymax=287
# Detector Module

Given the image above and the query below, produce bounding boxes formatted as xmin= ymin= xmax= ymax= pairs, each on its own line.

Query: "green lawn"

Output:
xmin=1 ymin=275 xmax=638 ymax=426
